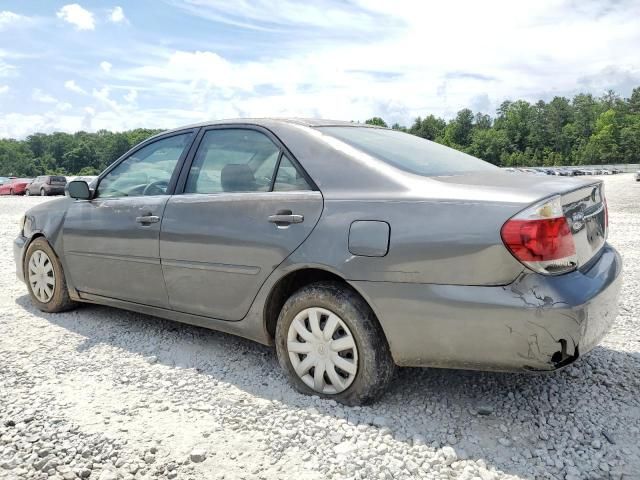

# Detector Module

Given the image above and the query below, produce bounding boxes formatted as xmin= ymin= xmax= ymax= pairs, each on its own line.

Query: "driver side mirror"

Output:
xmin=68 ymin=180 xmax=91 ymax=200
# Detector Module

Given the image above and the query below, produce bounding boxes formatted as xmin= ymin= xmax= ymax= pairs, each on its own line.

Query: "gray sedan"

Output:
xmin=13 ymin=119 xmax=622 ymax=404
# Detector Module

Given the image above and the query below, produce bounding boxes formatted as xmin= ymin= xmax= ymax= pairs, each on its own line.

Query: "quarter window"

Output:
xmin=185 ymin=129 xmax=280 ymax=194
xmin=96 ymin=133 xmax=192 ymax=198
xmin=273 ymin=156 xmax=312 ymax=191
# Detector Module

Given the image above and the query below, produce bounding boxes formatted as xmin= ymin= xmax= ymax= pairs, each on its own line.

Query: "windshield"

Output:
xmin=317 ymin=126 xmax=498 ymax=176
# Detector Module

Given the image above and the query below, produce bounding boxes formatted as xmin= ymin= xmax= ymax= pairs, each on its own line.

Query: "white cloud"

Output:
xmin=32 ymin=88 xmax=57 ymax=103
xmin=57 ymin=4 xmax=95 ymax=31
xmin=108 ymin=6 xmax=126 ymax=23
xmin=56 ymin=102 xmax=73 ymax=111
xmin=124 ymin=88 xmax=137 ymax=103
xmin=0 ymin=58 xmax=17 ymax=77
xmin=0 ymin=85 xmax=8 ymax=94
xmin=100 ymin=61 xmax=112 ymax=73
xmin=64 ymin=79 xmax=87 ymax=94
xmin=0 ymin=10 xmax=28 ymax=30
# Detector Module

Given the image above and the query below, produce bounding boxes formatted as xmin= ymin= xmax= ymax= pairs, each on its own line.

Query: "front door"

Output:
xmin=160 ymin=127 xmax=323 ymax=320
xmin=63 ymin=131 xmax=195 ymax=306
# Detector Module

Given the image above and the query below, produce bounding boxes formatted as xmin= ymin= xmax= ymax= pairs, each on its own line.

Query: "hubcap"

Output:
xmin=28 ymin=250 xmax=55 ymax=303
xmin=287 ymin=307 xmax=358 ymax=394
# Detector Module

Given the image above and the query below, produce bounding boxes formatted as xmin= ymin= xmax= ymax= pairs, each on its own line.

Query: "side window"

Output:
xmin=96 ymin=133 xmax=192 ymax=198
xmin=273 ymin=157 xmax=312 ymax=191
xmin=185 ymin=129 xmax=280 ymax=194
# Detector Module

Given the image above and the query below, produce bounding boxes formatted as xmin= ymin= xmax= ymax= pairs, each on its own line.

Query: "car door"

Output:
xmin=160 ymin=126 xmax=323 ymax=320
xmin=28 ymin=177 xmax=42 ymax=194
xmin=62 ymin=130 xmax=196 ymax=306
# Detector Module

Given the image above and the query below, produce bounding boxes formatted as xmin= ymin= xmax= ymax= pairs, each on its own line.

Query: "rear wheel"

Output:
xmin=25 ymin=238 xmax=76 ymax=313
xmin=9 ymin=189 xmax=13 ymax=195
xmin=40 ymin=188 xmax=46 ymax=196
xmin=275 ymin=281 xmax=394 ymax=405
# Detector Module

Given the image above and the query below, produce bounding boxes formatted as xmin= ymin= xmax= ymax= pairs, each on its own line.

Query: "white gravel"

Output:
xmin=1 ymin=174 xmax=639 ymax=480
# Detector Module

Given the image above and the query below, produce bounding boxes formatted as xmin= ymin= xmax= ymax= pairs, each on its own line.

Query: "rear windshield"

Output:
xmin=51 ymin=176 xmax=67 ymax=182
xmin=317 ymin=126 xmax=497 ymax=176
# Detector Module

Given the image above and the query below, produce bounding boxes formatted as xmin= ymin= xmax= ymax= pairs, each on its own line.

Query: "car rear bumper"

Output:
xmin=351 ymin=244 xmax=622 ymax=372
xmin=45 ymin=186 xmax=66 ymax=195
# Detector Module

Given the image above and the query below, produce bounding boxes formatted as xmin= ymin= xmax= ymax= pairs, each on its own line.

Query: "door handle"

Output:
xmin=268 ymin=210 xmax=304 ymax=226
xmin=136 ymin=215 xmax=160 ymax=224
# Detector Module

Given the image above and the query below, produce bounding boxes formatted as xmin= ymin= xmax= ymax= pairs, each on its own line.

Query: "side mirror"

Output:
xmin=68 ymin=180 xmax=91 ymax=200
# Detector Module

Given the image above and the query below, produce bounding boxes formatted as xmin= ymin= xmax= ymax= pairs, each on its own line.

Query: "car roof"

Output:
xmin=160 ymin=118 xmax=383 ymax=136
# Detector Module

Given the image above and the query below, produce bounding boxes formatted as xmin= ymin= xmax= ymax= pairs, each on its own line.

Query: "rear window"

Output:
xmin=51 ymin=176 xmax=67 ymax=183
xmin=317 ymin=126 xmax=497 ymax=176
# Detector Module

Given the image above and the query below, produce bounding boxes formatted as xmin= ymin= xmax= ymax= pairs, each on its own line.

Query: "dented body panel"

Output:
xmin=351 ymin=245 xmax=621 ymax=370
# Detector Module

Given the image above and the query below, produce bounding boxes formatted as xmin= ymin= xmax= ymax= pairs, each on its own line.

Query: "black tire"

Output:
xmin=9 ymin=189 xmax=13 ymax=195
xmin=40 ymin=188 xmax=46 ymax=196
xmin=24 ymin=238 xmax=77 ymax=313
xmin=275 ymin=281 xmax=395 ymax=405
xmin=25 ymin=189 xmax=31 ymax=196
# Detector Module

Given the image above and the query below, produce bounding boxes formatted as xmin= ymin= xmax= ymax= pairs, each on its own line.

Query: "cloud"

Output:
xmin=64 ymin=80 xmax=87 ymax=94
xmin=57 ymin=4 xmax=95 ymax=31
xmin=0 ymin=58 xmax=17 ymax=77
xmin=124 ymin=88 xmax=137 ymax=103
xmin=32 ymin=88 xmax=57 ymax=103
xmin=0 ymin=85 xmax=8 ymax=94
xmin=0 ymin=10 xmax=28 ymax=30
xmin=108 ymin=6 xmax=127 ymax=23
xmin=100 ymin=61 xmax=112 ymax=73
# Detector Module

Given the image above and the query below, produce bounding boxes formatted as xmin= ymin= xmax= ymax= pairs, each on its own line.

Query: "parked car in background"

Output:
xmin=26 ymin=175 xmax=68 ymax=196
xmin=13 ymin=119 xmax=622 ymax=404
xmin=0 ymin=178 xmax=32 ymax=195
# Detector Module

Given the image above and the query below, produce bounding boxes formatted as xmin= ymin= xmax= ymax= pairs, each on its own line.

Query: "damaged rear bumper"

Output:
xmin=350 ymin=244 xmax=622 ymax=371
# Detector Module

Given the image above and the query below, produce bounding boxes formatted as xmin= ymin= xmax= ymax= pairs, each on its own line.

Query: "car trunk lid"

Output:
xmin=560 ymin=181 xmax=607 ymax=269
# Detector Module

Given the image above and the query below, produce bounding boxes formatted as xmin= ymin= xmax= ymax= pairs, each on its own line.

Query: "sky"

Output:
xmin=0 ymin=0 xmax=639 ymax=138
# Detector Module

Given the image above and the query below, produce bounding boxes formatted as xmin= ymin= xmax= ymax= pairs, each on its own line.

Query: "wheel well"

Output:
xmin=264 ymin=268 xmax=351 ymax=339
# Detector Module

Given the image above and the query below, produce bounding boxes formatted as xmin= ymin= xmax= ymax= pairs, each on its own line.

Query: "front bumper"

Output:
xmin=14 ymin=235 xmax=27 ymax=282
xmin=352 ymin=244 xmax=622 ymax=372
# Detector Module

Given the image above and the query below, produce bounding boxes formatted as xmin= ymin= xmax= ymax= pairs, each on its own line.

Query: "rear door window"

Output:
xmin=184 ymin=129 xmax=280 ymax=194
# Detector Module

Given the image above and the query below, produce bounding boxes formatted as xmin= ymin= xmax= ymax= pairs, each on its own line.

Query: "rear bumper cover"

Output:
xmin=352 ymin=244 xmax=622 ymax=371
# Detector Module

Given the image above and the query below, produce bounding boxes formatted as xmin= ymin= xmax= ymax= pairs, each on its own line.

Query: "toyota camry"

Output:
xmin=14 ymin=119 xmax=622 ymax=404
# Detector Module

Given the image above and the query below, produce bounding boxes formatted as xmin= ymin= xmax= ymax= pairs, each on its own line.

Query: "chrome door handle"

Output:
xmin=268 ymin=212 xmax=304 ymax=226
xmin=136 ymin=215 xmax=160 ymax=224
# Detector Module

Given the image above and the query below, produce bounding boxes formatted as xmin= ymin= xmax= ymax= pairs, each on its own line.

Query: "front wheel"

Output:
xmin=25 ymin=189 xmax=31 ymax=196
xmin=24 ymin=238 xmax=77 ymax=313
xmin=275 ymin=281 xmax=395 ymax=405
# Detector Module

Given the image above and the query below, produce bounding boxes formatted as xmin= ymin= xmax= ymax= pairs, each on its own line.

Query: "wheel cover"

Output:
xmin=287 ymin=307 xmax=358 ymax=394
xmin=28 ymin=250 xmax=56 ymax=303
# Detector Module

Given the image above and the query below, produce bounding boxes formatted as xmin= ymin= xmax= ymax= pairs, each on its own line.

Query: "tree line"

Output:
xmin=368 ymin=87 xmax=640 ymax=167
xmin=1 ymin=87 xmax=640 ymax=177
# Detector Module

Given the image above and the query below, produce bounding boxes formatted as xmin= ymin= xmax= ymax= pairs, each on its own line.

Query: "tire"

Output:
xmin=9 ymin=189 xmax=13 ymax=195
xmin=25 ymin=189 xmax=31 ymax=196
xmin=275 ymin=281 xmax=395 ymax=405
xmin=40 ymin=188 xmax=46 ymax=196
xmin=24 ymin=237 xmax=77 ymax=313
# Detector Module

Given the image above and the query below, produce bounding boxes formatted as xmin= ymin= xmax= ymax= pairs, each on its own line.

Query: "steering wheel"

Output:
xmin=142 ymin=180 xmax=169 ymax=196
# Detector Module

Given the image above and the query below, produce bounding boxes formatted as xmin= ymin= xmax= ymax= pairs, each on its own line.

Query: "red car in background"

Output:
xmin=0 ymin=178 xmax=32 ymax=195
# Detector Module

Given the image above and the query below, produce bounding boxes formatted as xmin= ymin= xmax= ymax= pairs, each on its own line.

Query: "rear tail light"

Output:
xmin=501 ymin=195 xmax=577 ymax=275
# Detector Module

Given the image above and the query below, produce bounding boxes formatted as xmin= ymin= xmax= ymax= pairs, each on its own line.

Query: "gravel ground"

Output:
xmin=1 ymin=174 xmax=639 ymax=480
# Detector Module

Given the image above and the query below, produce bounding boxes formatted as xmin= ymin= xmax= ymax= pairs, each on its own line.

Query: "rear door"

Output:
xmin=63 ymin=130 xmax=196 ymax=306
xmin=160 ymin=126 xmax=323 ymax=320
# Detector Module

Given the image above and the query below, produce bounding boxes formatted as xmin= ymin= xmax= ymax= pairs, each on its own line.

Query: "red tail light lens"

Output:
xmin=501 ymin=196 xmax=577 ymax=275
